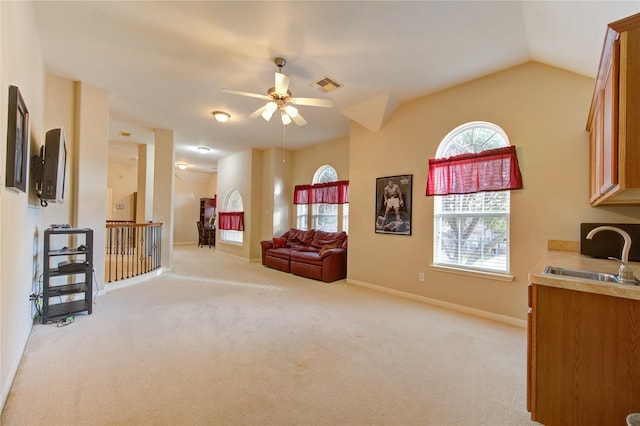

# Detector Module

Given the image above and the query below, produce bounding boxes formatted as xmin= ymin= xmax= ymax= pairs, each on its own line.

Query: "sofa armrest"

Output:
xmin=319 ymin=247 xmax=346 ymax=259
xmin=320 ymin=248 xmax=347 ymax=282
xmin=260 ymin=240 xmax=274 ymax=265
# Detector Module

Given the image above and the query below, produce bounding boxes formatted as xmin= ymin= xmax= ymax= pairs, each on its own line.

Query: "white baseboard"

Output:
xmin=0 ymin=326 xmax=31 ymax=413
xmin=346 ymin=278 xmax=527 ymax=329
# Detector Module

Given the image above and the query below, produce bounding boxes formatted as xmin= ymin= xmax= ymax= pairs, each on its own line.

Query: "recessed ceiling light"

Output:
xmin=197 ymin=146 xmax=211 ymax=153
xmin=212 ymin=111 xmax=230 ymax=123
xmin=176 ymin=163 xmax=188 ymax=170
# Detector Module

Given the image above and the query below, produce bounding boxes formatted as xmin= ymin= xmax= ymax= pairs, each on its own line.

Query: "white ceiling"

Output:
xmin=32 ymin=1 xmax=640 ymax=173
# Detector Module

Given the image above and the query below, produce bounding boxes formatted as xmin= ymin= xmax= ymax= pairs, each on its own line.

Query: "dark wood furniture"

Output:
xmin=197 ymin=222 xmax=215 ymax=248
xmin=199 ymin=197 xmax=216 ymax=226
xmin=42 ymin=228 xmax=93 ymax=323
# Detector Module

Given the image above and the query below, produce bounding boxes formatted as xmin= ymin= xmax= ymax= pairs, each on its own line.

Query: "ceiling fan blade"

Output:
xmin=291 ymin=111 xmax=308 ymax=126
xmin=249 ymin=105 xmax=266 ymax=119
xmin=275 ymin=72 xmax=290 ymax=96
xmin=290 ymin=96 xmax=333 ymax=108
xmin=222 ymin=88 xmax=270 ymax=100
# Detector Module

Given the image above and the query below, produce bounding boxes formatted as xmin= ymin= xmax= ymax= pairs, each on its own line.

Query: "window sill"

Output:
xmin=430 ymin=264 xmax=514 ymax=282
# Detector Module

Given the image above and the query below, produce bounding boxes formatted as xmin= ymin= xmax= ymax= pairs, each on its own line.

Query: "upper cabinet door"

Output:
xmin=587 ymin=13 xmax=640 ymax=206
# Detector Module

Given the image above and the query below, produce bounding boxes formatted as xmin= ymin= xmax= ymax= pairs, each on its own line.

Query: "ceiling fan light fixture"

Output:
xmin=281 ymin=111 xmax=292 ymax=126
xmin=265 ymin=101 xmax=278 ymax=113
xmin=284 ymin=105 xmax=298 ymax=118
xmin=212 ymin=111 xmax=230 ymax=123
xmin=261 ymin=109 xmax=274 ymax=121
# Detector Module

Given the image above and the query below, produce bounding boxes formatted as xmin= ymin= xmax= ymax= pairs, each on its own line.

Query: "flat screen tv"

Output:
xmin=40 ymin=128 xmax=67 ymax=204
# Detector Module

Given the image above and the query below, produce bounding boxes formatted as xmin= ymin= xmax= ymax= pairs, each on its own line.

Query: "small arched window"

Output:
xmin=433 ymin=122 xmax=511 ymax=274
xmin=220 ymin=189 xmax=244 ymax=243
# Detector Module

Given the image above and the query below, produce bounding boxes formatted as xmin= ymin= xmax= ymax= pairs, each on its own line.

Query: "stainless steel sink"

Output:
xmin=543 ymin=266 xmax=624 ymax=284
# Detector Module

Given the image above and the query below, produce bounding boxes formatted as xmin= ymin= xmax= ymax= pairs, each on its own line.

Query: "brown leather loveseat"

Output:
xmin=260 ymin=228 xmax=347 ymax=282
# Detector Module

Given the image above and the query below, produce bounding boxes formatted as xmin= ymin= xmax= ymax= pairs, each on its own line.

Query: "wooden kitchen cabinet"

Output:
xmin=587 ymin=13 xmax=640 ymax=205
xmin=528 ymin=283 xmax=640 ymax=425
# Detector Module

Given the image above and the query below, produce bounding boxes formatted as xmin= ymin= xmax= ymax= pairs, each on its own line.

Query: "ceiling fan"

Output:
xmin=222 ymin=57 xmax=333 ymax=126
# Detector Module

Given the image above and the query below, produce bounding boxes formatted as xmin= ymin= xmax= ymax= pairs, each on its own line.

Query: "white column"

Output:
xmin=152 ymin=129 xmax=174 ymax=270
xmin=136 ymin=144 xmax=154 ymax=223
xmin=74 ymin=81 xmax=108 ymax=291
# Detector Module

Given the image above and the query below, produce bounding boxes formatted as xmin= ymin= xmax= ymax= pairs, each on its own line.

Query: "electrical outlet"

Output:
xmin=419 ymin=272 xmax=425 ymax=282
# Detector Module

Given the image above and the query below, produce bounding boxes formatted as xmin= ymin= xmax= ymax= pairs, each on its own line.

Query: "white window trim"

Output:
xmin=430 ymin=264 xmax=514 ymax=282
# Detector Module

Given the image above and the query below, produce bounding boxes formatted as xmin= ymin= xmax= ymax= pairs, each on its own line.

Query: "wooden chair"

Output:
xmin=197 ymin=222 xmax=207 ymax=247
xmin=197 ymin=221 xmax=215 ymax=248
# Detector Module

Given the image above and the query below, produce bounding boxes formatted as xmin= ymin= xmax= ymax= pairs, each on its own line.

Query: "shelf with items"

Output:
xmin=42 ymin=228 xmax=94 ymax=324
xmin=199 ymin=196 xmax=217 ymax=225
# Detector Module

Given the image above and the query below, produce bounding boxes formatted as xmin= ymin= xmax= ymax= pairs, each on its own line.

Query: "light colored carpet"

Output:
xmin=2 ymin=245 xmax=538 ymax=425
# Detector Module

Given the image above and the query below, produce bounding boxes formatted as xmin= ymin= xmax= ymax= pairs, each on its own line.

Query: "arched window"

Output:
xmin=220 ymin=189 xmax=244 ymax=243
xmin=296 ymin=165 xmax=348 ymax=233
xmin=311 ymin=165 xmax=339 ymax=232
xmin=433 ymin=122 xmax=511 ymax=274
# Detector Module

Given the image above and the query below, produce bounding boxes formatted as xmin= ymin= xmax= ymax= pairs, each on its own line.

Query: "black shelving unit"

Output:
xmin=42 ymin=228 xmax=93 ymax=323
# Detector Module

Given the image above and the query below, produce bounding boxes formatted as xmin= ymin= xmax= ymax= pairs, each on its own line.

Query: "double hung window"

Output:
xmin=432 ymin=122 xmax=514 ymax=274
xmin=295 ymin=165 xmax=349 ymax=233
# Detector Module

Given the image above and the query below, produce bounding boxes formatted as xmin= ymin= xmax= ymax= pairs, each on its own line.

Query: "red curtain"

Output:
xmin=218 ymin=212 xmax=244 ymax=231
xmin=294 ymin=180 xmax=349 ymax=204
xmin=426 ymin=146 xmax=523 ymax=196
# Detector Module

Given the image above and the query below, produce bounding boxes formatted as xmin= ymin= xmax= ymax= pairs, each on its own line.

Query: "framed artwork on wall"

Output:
xmin=375 ymin=174 xmax=412 ymax=235
xmin=5 ymin=85 xmax=29 ymax=192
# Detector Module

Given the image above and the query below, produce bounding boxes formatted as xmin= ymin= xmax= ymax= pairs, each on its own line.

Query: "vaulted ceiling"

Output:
xmin=33 ymin=1 xmax=640 ymax=172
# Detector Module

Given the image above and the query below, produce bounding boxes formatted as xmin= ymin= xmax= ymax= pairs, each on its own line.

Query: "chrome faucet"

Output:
xmin=586 ymin=226 xmax=635 ymax=284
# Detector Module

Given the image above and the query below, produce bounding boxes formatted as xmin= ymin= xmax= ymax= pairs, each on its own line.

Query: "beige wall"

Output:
xmin=173 ymin=169 xmax=217 ymax=244
xmin=292 ymin=136 xmax=349 ymax=185
xmin=347 ymin=62 xmax=640 ymax=322
xmin=217 ymin=149 xmax=263 ymax=260
xmin=107 ymin=156 xmax=137 ymax=221
xmin=0 ymin=0 xmax=45 ymax=410
xmin=260 ymin=148 xmax=293 ymax=242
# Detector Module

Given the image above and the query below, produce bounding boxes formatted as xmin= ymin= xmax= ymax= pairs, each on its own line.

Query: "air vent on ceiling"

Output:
xmin=311 ymin=76 xmax=342 ymax=93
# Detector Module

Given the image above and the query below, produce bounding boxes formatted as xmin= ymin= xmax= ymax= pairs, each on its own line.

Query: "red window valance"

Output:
xmin=294 ymin=180 xmax=349 ymax=204
xmin=426 ymin=146 xmax=523 ymax=196
xmin=218 ymin=212 xmax=244 ymax=231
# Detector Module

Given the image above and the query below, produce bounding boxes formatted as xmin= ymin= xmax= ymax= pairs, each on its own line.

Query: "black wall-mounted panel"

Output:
xmin=580 ymin=223 xmax=640 ymax=262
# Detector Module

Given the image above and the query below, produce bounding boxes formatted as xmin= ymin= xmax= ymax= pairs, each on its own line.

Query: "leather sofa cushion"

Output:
xmin=310 ymin=230 xmax=347 ymax=249
xmin=290 ymin=251 xmax=323 ymax=266
xmin=266 ymin=247 xmax=295 ymax=260
xmin=286 ymin=228 xmax=316 ymax=247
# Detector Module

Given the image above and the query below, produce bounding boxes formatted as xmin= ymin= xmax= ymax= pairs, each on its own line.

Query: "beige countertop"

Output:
xmin=529 ymin=251 xmax=640 ymax=301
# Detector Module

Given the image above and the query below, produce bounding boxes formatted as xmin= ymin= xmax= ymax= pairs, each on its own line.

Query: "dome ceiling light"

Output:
xmin=212 ymin=111 xmax=230 ymax=123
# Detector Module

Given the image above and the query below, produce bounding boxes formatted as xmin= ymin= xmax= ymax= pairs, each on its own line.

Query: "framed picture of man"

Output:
xmin=5 ymin=85 xmax=29 ymax=193
xmin=375 ymin=174 xmax=412 ymax=235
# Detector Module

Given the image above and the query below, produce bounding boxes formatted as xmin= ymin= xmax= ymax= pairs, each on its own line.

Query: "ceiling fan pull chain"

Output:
xmin=282 ymin=124 xmax=286 ymax=162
